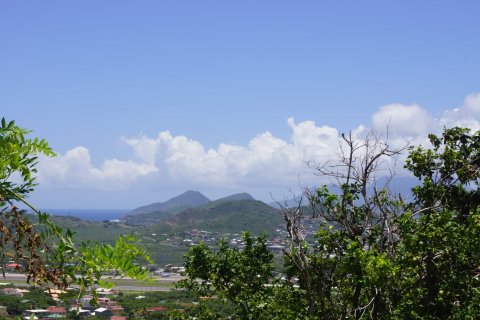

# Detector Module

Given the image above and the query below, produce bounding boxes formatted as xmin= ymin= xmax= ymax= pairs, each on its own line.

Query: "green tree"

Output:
xmin=180 ymin=127 xmax=480 ymax=319
xmin=286 ymin=127 xmax=480 ymax=319
xmin=394 ymin=127 xmax=480 ymax=319
xmin=281 ymin=130 xmax=404 ymax=319
xmin=177 ymin=232 xmax=278 ymax=319
xmin=0 ymin=118 xmax=150 ymax=298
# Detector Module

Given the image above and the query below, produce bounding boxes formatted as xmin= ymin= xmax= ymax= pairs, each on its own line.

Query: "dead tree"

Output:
xmin=282 ymin=129 xmax=406 ymax=319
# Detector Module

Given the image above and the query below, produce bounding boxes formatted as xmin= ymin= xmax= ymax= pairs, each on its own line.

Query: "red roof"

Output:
xmin=46 ymin=306 xmax=66 ymax=314
xmin=111 ymin=317 xmax=126 ymax=320
xmin=5 ymin=263 xmax=21 ymax=268
xmin=146 ymin=306 xmax=168 ymax=312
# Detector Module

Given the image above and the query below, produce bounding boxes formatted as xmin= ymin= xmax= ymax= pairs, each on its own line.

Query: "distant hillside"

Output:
xmin=37 ymin=215 xmax=182 ymax=265
xmin=201 ymin=192 xmax=255 ymax=209
xmin=146 ymin=199 xmax=284 ymax=235
xmin=129 ymin=190 xmax=211 ymax=215
xmin=220 ymin=192 xmax=255 ymax=201
xmin=37 ymin=197 xmax=286 ymax=265
xmin=269 ymin=176 xmax=420 ymax=208
xmin=125 ymin=190 xmax=211 ymax=225
xmin=269 ymin=196 xmax=305 ymax=209
xmin=44 ymin=215 xmax=135 ymax=244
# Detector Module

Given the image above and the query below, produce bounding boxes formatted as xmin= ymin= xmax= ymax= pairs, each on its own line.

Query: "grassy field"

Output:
xmin=49 ymin=216 xmax=137 ymax=243
xmin=48 ymin=216 xmax=188 ymax=266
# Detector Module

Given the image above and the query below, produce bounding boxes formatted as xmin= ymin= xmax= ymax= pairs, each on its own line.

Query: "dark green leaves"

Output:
xmin=0 ymin=118 xmax=151 ymax=304
xmin=177 ymin=232 xmax=275 ymax=318
xmin=0 ymin=117 xmax=55 ymax=202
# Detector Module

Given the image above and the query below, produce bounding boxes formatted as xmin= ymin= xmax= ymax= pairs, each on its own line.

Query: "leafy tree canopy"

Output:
xmin=180 ymin=127 xmax=480 ymax=319
xmin=0 ymin=118 xmax=151 ymax=301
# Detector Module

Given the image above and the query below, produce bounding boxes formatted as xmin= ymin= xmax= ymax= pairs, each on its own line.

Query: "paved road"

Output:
xmin=0 ymin=272 xmax=28 ymax=281
xmin=0 ymin=272 xmax=182 ymax=292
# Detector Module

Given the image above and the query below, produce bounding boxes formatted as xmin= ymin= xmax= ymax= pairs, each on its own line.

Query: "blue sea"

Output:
xmin=40 ymin=209 xmax=130 ymax=221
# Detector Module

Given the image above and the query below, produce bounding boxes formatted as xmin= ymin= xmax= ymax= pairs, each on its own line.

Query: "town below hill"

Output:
xmin=40 ymin=178 xmax=417 ymax=266
xmin=45 ymin=190 xmax=323 ymax=266
xmin=0 ymin=280 xmax=211 ymax=319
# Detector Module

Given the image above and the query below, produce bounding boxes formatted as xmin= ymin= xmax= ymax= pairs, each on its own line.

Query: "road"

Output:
xmin=0 ymin=272 xmax=183 ymax=292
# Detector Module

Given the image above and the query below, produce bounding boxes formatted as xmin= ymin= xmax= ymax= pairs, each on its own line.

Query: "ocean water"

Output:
xmin=40 ymin=209 xmax=130 ymax=221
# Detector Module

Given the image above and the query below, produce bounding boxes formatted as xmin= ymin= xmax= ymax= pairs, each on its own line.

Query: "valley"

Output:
xmin=46 ymin=190 xmax=321 ymax=266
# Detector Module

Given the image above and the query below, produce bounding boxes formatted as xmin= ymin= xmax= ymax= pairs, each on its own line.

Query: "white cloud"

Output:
xmin=114 ymin=118 xmax=340 ymax=187
xmin=438 ymin=93 xmax=480 ymax=132
xmin=372 ymin=103 xmax=431 ymax=137
xmin=287 ymin=117 xmax=339 ymax=161
xmin=159 ymin=131 xmax=229 ymax=183
xmin=464 ymin=93 xmax=480 ymax=113
xmin=36 ymin=93 xmax=480 ymax=194
xmin=157 ymin=118 xmax=341 ymax=186
xmin=36 ymin=118 xmax=341 ymax=191
xmin=37 ymin=146 xmax=158 ymax=190
xmin=121 ymin=135 xmax=160 ymax=164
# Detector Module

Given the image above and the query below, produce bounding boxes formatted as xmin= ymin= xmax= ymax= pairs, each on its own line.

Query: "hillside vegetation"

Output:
xmin=124 ymin=190 xmax=211 ymax=225
xmin=127 ymin=190 xmax=211 ymax=216
xmin=48 ymin=193 xmax=286 ymax=265
xmin=148 ymin=198 xmax=283 ymax=235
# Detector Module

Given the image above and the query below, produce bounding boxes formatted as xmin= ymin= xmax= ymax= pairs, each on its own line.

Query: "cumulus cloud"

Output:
xmin=438 ymin=93 xmax=480 ymax=132
xmin=159 ymin=131 xmax=229 ymax=183
xmin=111 ymin=118 xmax=340 ymax=187
xmin=372 ymin=103 xmax=431 ymax=137
xmin=464 ymin=93 xmax=480 ymax=113
xmin=36 ymin=93 xmax=480 ymax=194
xmin=37 ymin=146 xmax=158 ymax=190
xmin=35 ymin=118 xmax=342 ymax=191
xmin=121 ymin=136 xmax=160 ymax=164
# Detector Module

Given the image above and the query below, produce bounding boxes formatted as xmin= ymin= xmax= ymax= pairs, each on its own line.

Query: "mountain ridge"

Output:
xmin=127 ymin=190 xmax=211 ymax=216
xmin=125 ymin=191 xmax=259 ymax=226
xmin=147 ymin=198 xmax=284 ymax=235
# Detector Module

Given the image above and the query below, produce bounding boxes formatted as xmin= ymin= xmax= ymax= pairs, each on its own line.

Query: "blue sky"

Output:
xmin=1 ymin=1 xmax=480 ymax=209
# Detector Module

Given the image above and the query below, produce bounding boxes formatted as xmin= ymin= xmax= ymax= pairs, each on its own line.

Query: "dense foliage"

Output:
xmin=176 ymin=232 xmax=277 ymax=319
xmin=0 ymin=118 xmax=150 ymax=298
xmin=180 ymin=127 xmax=480 ymax=319
xmin=146 ymin=199 xmax=283 ymax=236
